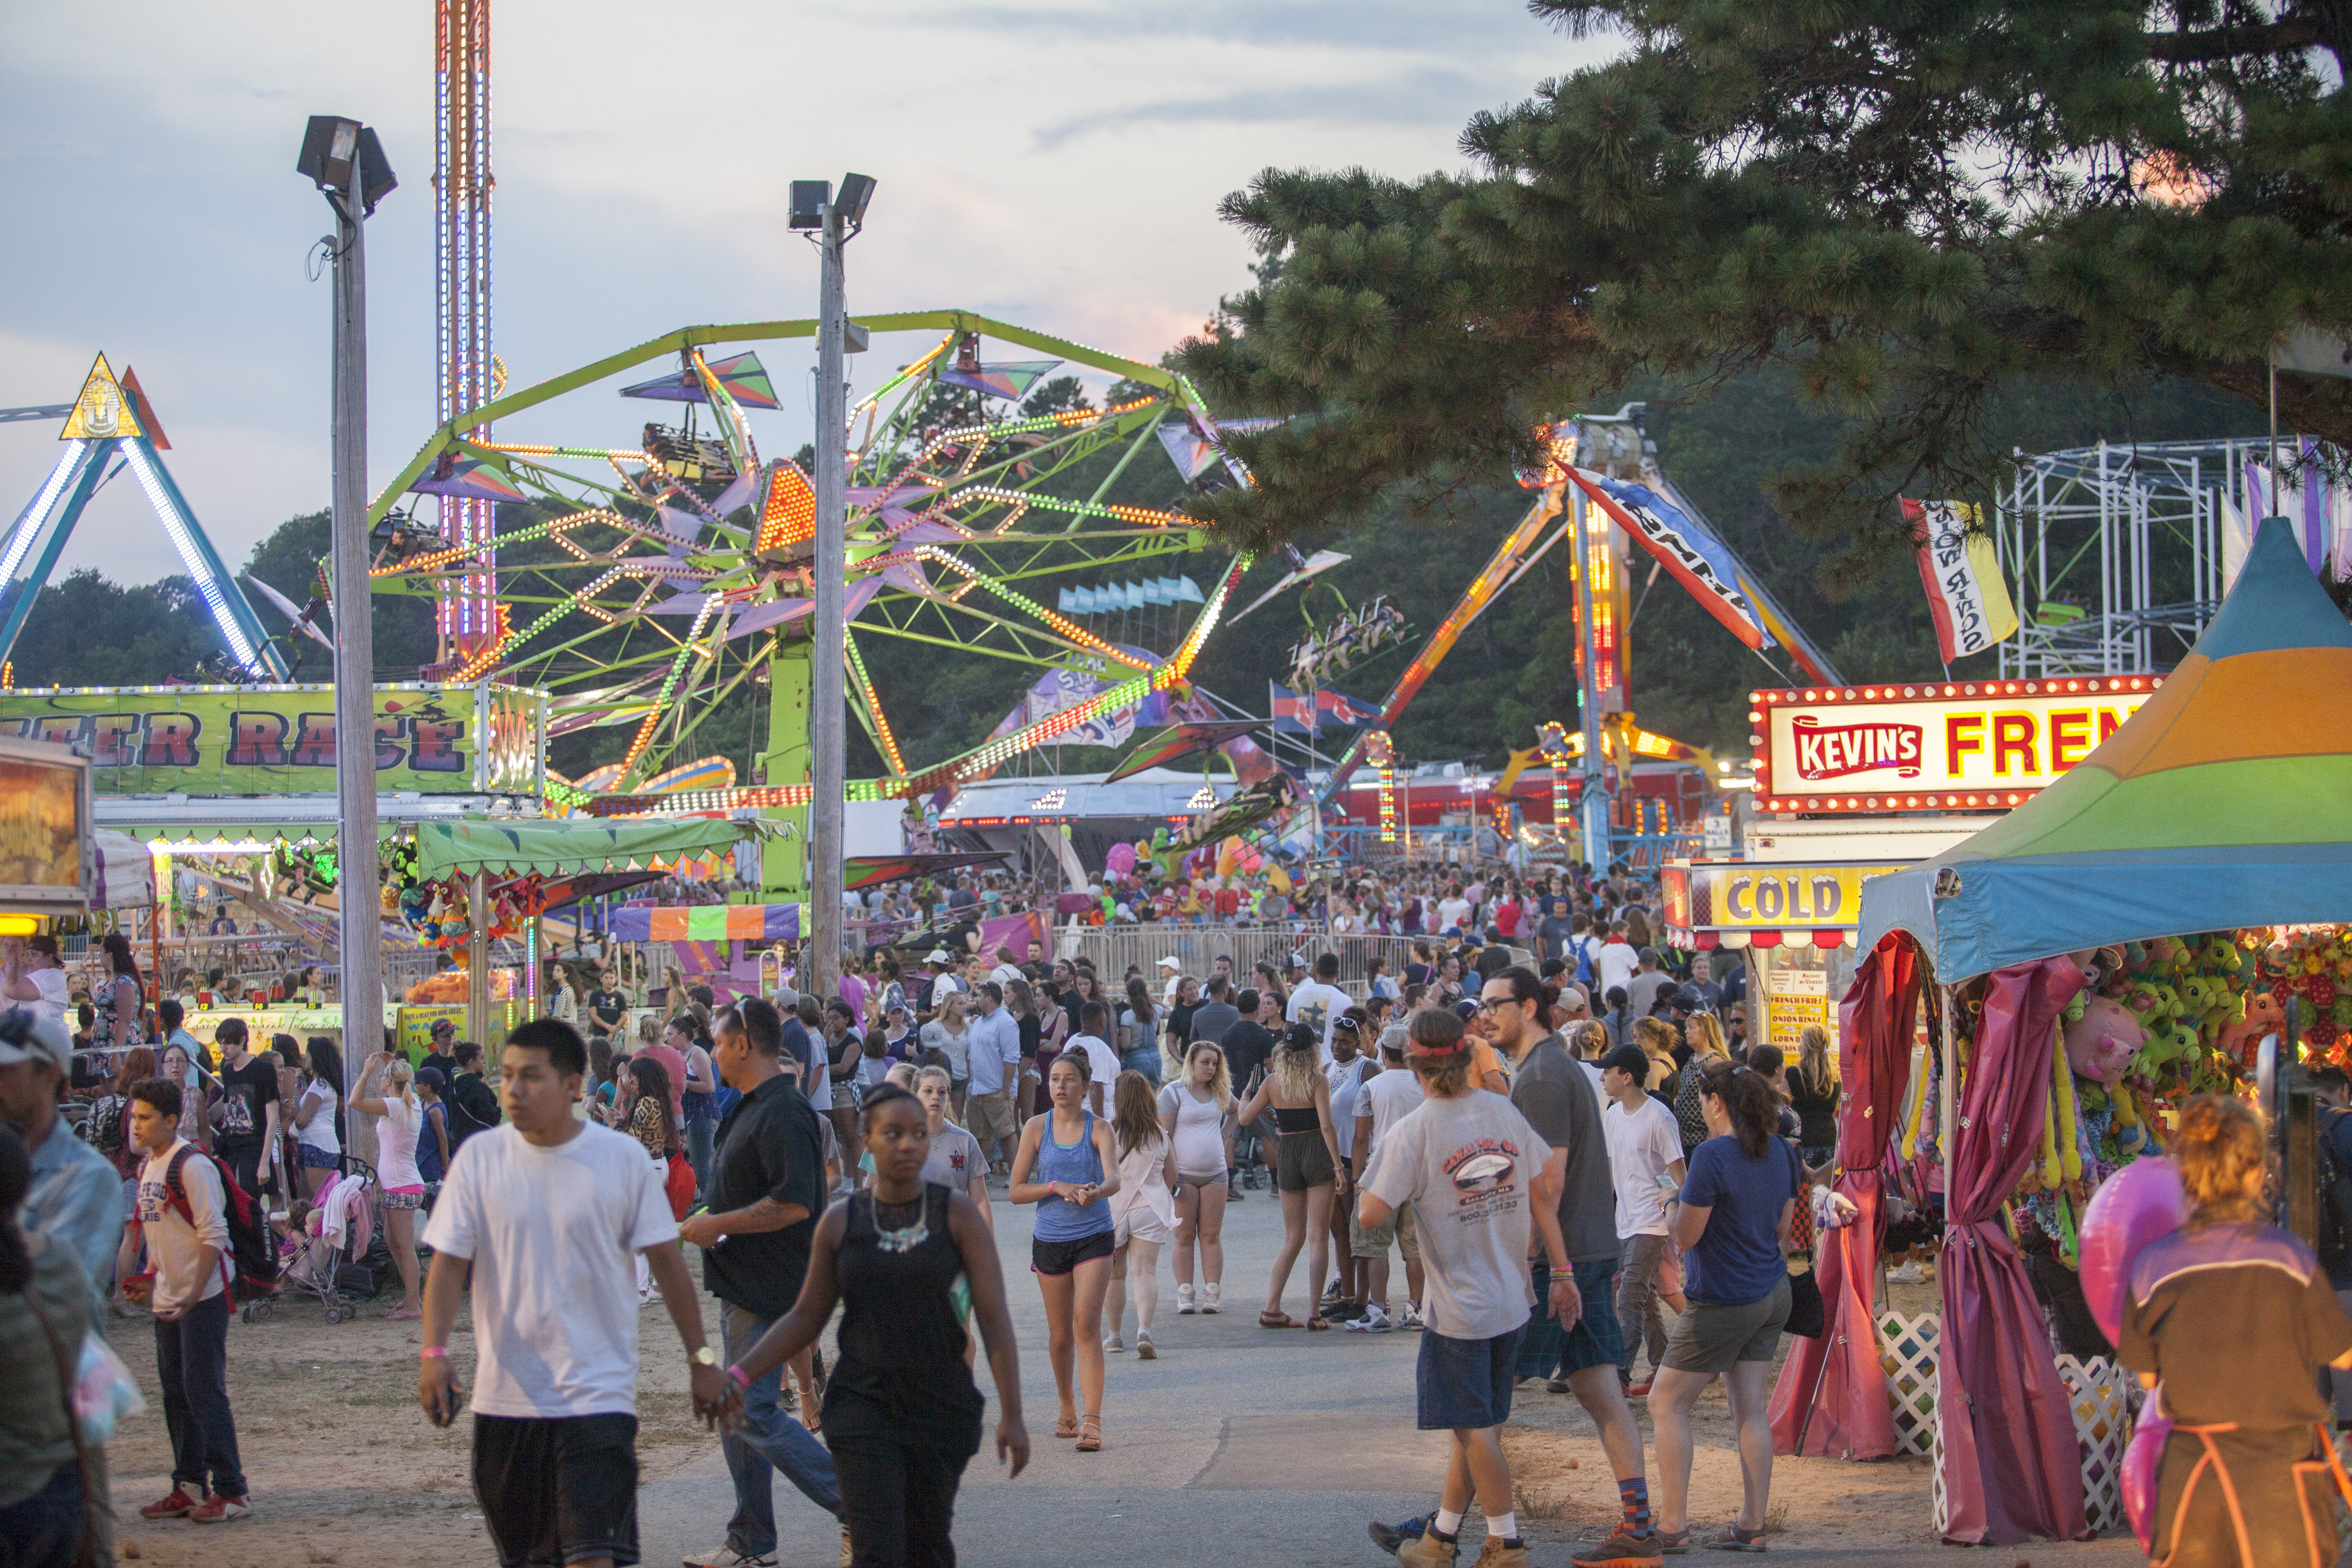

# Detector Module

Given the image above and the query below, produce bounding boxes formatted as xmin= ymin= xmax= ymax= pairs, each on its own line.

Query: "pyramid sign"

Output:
xmin=59 ymin=353 xmax=142 ymax=442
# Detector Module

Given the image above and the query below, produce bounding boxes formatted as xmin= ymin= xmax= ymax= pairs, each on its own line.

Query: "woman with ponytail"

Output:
xmin=1647 ymin=1057 xmax=1801 ymax=1552
xmin=91 ymin=933 xmax=144 ymax=1053
xmin=2117 ymin=1095 xmax=2352 ymax=1566
xmin=0 ymin=1122 xmax=94 ymax=1566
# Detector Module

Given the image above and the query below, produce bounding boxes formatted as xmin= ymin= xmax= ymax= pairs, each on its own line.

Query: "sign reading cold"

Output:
xmin=1750 ymin=676 xmax=2159 ymax=812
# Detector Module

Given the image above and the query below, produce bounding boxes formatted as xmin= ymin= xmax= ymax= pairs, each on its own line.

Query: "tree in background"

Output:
xmin=1176 ymin=0 xmax=2351 ymax=583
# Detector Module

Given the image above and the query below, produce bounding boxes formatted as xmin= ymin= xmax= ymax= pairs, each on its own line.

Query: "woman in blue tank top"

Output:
xmin=1011 ymin=1051 xmax=1123 ymax=1452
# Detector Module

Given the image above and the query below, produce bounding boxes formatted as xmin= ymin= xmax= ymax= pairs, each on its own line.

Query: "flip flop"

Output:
xmin=1259 ymin=1310 xmax=1301 ymax=1328
xmin=1075 ymin=1414 xmax=1102 ymax=1452
xmin=1054 ymin=1415 xmax=1079 ymax=1439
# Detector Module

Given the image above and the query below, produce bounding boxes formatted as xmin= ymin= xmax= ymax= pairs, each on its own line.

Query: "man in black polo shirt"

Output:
xmin=676 ymin=998 xmax=843 ymax=1568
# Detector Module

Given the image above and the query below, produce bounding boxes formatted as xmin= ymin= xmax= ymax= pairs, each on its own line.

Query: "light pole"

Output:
xmin=297 ymin=115 xmax=395 ymax=1140
xmin=788 ymin=173 xmax=874 ymax=1000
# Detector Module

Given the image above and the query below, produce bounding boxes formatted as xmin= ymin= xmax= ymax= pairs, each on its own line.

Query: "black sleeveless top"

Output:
xmin=825 ymin=1184 xmax=985 ymax=1435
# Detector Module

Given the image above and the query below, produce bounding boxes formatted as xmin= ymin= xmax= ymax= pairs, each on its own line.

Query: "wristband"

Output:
xmin=421 ymin=1346 xmax=449 ymax=1360
xmin=726 ymin=1364 xmax=752 ymax=1391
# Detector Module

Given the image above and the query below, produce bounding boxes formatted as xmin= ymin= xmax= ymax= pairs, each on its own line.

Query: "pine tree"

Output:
xmin=1174 ymin=0 xmax=2352 ymax=580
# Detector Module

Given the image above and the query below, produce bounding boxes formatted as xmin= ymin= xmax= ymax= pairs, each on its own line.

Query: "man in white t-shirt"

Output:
xmin=1286 ymin=952 xmax=1352 ymax=1064
xmin=1436 ymin=890 xmax=1472 ymax=935
xmin=1593 ymin=923 xmax=1640 ymax=1003
xmin=420 ymin=1020 xmax=734 ymax=1568
xmin=1600 ymin=1044 xmax=1686 ymax=1394
xmin=1346 ymin=1026 xmax=1428 ymax=1331
xmin=1066 ymin=1001 xmax=1123 ymax=1115
xmin=2 ymin=934 xmax=71 ymax=1031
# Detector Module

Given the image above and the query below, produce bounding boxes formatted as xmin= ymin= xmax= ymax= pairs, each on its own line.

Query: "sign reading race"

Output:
xmin=0 ymin=683 xmax=547 ymax=797
xmin=1749 ymin=676 xmax=2159 ymax=812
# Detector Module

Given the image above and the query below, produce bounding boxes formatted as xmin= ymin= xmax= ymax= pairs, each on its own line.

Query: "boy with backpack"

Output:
xmin=118 ymin=1075 xmax=264 ymax=1522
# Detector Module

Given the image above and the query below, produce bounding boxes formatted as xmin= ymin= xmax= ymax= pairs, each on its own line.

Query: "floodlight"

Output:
xmin=296 ymin=116 xmax=364 ymax=190
xmin=788 ymin=180 xmax=831 ymax=230
xmin=836 ymin=173 xmax=877 ymax=225
xmin=297 ymin=116 xmax=397 ymax=213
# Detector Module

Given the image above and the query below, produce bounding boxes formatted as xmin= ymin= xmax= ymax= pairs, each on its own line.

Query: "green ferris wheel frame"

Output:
xmin=367 ymin=311 xmax=1252 ymax=829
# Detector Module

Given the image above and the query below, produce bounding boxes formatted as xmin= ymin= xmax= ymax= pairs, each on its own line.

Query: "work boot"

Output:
xmin=1467 ymin=1538 xmax=1528 ymax=1568
xmin=1397 ymin=1527 xmax=1460 ymax=1568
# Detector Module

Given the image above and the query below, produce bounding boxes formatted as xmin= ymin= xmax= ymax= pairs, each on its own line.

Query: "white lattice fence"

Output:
xmin=1907 ymin=1308 xmax=2135 ymax=1538
xmin=2056 ymin=1355 xmax=2133 ymax=1534
xmin=1876 ymin=1309 xmax=1940 ymax=1458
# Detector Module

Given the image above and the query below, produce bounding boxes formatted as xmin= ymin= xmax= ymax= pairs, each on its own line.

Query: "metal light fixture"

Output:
xmin=787 ymin=180 xmax=830 ymax=231
xmin=835 ymin=172 xmax=877 ymax=228
xmin=296 ymin=115 xmax=397 ymax=214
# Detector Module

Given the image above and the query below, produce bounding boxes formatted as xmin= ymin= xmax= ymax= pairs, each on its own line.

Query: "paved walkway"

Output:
xmin=639 ymin=1183 xmax=2141 ymax=1568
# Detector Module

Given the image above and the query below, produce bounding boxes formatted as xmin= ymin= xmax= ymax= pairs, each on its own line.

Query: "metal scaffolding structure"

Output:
xmin=435 ymin=0 xmax=498 ymax=663
xmin=1996 ymin=438 xmax=2281 ymax=677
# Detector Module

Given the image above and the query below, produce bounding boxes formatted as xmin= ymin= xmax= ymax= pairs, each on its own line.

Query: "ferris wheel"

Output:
xmin=363 ymin=312 xmax=1253 ymax=811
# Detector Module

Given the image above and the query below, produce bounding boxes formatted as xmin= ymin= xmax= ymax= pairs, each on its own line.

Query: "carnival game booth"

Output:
xmin=1769 ymin=516 xmax=2352 ymax=1545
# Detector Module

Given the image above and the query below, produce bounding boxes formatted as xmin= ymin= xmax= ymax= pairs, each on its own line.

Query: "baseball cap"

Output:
xmin=0 ymin=1011 xmax=71 ymax=1075
xmin=1156 ymin=955 xmax=1181 ymax=970
xmin=416 ymin=1065 xmax=449 ymax=1089
xmin=429 ymin=1018 xmax=456 ymax=1037
xmin=1600 ymin=1044 xmax=1649 ymax=1078
xmin=774 ymin=984 xmax=800 ymax=1009
xmin=925 ymin=949 xmax=951 ymax=963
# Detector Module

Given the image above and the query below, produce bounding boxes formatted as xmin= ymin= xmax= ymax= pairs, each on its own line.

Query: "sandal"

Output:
xmin=1259 ymin=1310 xmax=1301 ymax=1328
xmin=1054 ymin=1415 xmax=1079 ymax=1440
xmin=1704 ymin=1526 xmax=1767 ymax=1552
xmin=1307 ymin=1315 xmax=1332 ymax=1331
xmin=1656 ymin=1527 xmax=1692 ymax=1555
xmin=1075 ymin=1414 xmax=1102 ymax=1452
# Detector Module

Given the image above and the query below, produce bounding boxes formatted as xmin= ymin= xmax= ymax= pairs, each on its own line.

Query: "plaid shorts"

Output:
xmin=382 ymin=1187 xmax=427 ymax=1211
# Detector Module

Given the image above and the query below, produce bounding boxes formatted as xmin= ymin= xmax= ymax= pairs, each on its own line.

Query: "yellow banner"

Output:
xmin=1664 ymin=861 xmax=1909 ymax=930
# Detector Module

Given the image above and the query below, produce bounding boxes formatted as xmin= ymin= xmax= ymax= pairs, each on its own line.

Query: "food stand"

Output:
xmin=1770 ymin=516 xmax=2352 ymax=1545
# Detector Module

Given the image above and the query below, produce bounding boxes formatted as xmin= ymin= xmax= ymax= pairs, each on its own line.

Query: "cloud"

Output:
xmin=0 ymin=0 xmax=1614 ymax=586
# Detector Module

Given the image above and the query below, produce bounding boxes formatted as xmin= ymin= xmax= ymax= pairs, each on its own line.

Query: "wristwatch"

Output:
xmin=690 ymin=1346 xmax=719 ymax=1367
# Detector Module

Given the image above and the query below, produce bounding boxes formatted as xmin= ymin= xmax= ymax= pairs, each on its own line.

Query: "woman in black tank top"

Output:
xmin=731 ymin=1087 xmax=1029 ymax=1565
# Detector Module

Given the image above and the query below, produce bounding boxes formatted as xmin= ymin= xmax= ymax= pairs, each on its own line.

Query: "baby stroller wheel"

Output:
xmin=324 ymin=1302 xmax=344 ymax=1325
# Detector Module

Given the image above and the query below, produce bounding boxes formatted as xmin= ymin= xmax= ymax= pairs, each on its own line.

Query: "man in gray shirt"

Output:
xmin=1188 ymin=972 xmax=1242 ymax=1046
xmin=1624 ymin=949 xmax=1674 ymax=1020
xmin=1482 ymin=967 xmax=1658 ymax=1564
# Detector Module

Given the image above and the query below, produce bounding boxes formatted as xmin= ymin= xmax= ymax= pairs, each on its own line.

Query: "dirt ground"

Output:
xmin=1501 ymin=1273 xmax=1962 ymax=1551
xmin=106 ymin=1284 xmax=730 ymax=1568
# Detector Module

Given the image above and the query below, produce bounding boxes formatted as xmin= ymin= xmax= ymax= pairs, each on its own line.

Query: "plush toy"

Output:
xmin=2218 ymin=989 xmax=2286 ymax=1066
xmin=2064 ymin=993 xmax=2151 ymax=1085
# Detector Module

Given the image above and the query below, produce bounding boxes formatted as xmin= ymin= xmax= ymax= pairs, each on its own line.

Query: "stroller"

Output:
xmin=266 ymin=1153 xmax=383 ymax=1326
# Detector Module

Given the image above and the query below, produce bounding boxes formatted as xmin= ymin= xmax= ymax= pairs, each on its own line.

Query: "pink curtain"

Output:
xmin=1769 ymin=932 xmax=1920 ymax=1459
xmin=1936 ymin=956 xmax=2090 ymax=1545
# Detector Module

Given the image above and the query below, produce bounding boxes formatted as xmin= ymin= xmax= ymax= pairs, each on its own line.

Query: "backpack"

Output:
xmin=2316 ymin=1107 xmax=2352 ymax=1274
xmin=164 ymin=1145 xmax=280 ymax=1302
xmin=1572 ymin=935 xmax=1597 ymax=990
xmin=446 ymin=1075 xmax=503 ymax=1150
xmin=83 ymin=1093 xmax=127 ymax=1155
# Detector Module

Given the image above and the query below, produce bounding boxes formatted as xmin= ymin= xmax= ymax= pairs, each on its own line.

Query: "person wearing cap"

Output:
xmin=2 ymin=935 xmax=71 ymax=1032
xmin=1155 ymin=955 xmax=1183 ymax=1007
xmin=412 ymin=1066 xmax=455 ymax=1194
xmin=0 ymin=1011 xmax=122 ymax=1320
xmin=1357 ymin=1007 xmax=1571 ymax=1568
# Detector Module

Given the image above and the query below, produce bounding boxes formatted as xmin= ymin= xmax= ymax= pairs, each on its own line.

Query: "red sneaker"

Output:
xmin=188 ymin=1494 xmax=250 ymax=1524
xmin=139 ymin=1488 xmax=203 ymax=1519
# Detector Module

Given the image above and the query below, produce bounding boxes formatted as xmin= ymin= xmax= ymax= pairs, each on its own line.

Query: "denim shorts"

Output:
xmin=1416 ymin=1320 xmax=1528 ymax=1431
xmin=1516 ymin=1258 xmax=1626 ymax=1380
xmin=298 ymin=1145 xmax=340 ymax=1170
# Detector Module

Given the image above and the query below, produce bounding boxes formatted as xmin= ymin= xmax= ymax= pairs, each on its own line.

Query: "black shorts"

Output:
xmin=1031 ymin=1230 xmax=1114 ymax=1277
xmin=472 ymin=1413 xmax=639 ymax=1568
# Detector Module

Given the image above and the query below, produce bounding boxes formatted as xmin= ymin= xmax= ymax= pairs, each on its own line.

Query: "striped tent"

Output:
xmin=1860 ymin=514 xmax=2352 ymax=978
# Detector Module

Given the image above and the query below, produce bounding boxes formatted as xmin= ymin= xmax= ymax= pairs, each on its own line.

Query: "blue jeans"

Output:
xmin=684 ymin=1118 xmax=716 ymax=1200
xmin=720 ymin=1303 xmax=842 ymax=1555
xmin=1120 ymin=1046 xmax=1161 ymax=1086
xmin=156 ymin=1289 xmax=245 ymax=1499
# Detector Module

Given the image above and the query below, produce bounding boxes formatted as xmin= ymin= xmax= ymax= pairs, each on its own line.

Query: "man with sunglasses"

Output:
xmin=1484 ymin=970 xmax=1658 ymax=1565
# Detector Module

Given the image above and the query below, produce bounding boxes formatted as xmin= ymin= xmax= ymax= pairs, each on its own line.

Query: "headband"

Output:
xmin=1404 ymin=1034 xmax=1468 ymax=1058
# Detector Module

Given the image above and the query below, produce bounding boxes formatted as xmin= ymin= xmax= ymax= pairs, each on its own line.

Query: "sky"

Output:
xmin=0 ymin=0 xmax=1612 ymax=585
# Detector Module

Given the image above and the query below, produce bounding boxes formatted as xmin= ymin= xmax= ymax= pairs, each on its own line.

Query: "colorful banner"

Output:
xmin=0 ymin=683 xmax=547 ymax=797
xmin=1269 ymin=683 xmax=1380 ymax=734
xmin=1751 ymin=678 xmax=2157 ymax=812
xmin=1904 ymin=499 xmax=2018 ymax=662
xmin=607 ymin=903 xmax=803 ymax=942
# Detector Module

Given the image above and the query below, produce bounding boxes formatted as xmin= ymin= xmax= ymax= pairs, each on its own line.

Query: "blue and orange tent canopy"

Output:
xmin=1860 ymin=515 xmax=2352 ymax=977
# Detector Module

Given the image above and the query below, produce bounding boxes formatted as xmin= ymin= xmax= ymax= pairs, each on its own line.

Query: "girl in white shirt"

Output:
xmin=1155 ymin=1043 xmax=1233 ymax=1317
xmin=352 ymin=1051 xmax=426 ymax=1319
xmin=1104 ymin=1070 xmax=1178 ymax=1359
xmin=294 ymin=1038 xmax=343 ymax=1199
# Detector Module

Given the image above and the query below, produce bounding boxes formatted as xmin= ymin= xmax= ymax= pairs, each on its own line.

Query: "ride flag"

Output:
xmin=1566 ymin=469 xmax=1772 ymax=652
xmin=1904 ymin=500 xmax=2018 ymax=662
xmin=1269 ymin=683 xmax=1380 ymax=734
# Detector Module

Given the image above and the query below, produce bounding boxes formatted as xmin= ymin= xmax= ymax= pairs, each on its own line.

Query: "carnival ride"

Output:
xmin=0 ymin=355 xmax=289 ymax=680
xmin=365 ymin=313 xmax=1253 ymax=894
